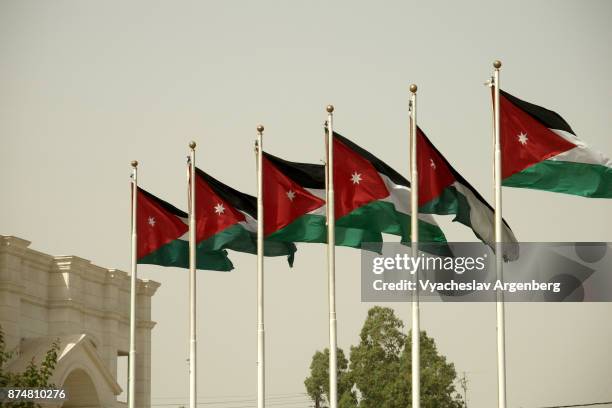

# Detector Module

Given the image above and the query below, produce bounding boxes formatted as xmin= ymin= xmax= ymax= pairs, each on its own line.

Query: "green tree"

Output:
xmin=305 ymin=307 xmax=465 ymax=408
xmin=394 ymin=330 xmax=465 ymax=408
xmin=0 ymin=326 xmax=60 ymax=408
xmin=304 ymin=347 xmax=354 ymax=408
xmin=349 ymin=306 xmax=407 ymax=408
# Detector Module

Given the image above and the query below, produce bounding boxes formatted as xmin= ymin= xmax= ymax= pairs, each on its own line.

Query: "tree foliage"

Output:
xmin=304 ymin=347 xmax=355 ymax=408
xmin=305 ymin=307 xmax=464 ymax=408
xmin=0 ymin=326 xmax=60 ymax=408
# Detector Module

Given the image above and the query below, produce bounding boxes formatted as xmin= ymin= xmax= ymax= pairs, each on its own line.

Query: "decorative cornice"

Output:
xmin=0 ymin=235 xmax=161 ymax=333
xmin=106 ymin=268 xmax=129 ymax=287
xmin=138 ymin=279 xmax=161 ymax=296
xmin=0 ymin=238 xmax=54 ymax=270
xmin=0 ymin=235 xmax=31 ymax=249
xmin=137 ymin=320 xmax=157 ymax=330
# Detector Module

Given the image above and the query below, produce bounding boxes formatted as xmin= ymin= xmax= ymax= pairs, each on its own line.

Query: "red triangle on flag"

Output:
xmin=263 ymin=156 xmax=324 ymax=236
xmin=136 ymin=188 xmax=188 ymax=259
xmin=500 ymin=93 xmax=576 ymax=178
xmin=417 ymin=128 xmax=457 ymax=206
xmin=333 ymin=137 xmax=390 ymax=218
xmin=194 ymin=172 xmax=246 ymax=242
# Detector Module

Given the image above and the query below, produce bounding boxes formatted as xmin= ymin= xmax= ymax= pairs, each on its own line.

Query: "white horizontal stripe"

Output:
xmin=239 ymin=212 xmax=257 ymax=232
xmin=549 ymin=129 xmax=612 ymax=168
xmin=378 ymin=174 xmax=440 ymax=226
xmin=305 ymin=188 xmax=325 ymax=200
xmin=304 ymin=188 xmax=326 ymax=216
xmin=452 ymin=182 xmax=519 ymax=260
xmin=178 ymin=217 xmax=189 ymax=241
xmin=453 ymin=182 xmax=518 ymax=245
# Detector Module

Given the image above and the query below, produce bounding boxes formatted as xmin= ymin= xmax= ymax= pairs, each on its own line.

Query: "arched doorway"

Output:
xmin=62 ymin=368 xmax=100 ymax=408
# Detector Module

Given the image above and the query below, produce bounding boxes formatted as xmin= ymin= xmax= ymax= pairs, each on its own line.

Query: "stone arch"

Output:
xmin=61 ymin=368 xmax=100 ymax=407
xmin=82 ymin=332 xmax=101 ymax=349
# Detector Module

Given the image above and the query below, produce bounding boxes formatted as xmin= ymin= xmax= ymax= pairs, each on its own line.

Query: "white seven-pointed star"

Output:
xmin=430 ymin=159 xmax=437 ymax=170
xmin=517 ymin=132 xmax=528 ymax=145
xmin=286 ymin=190 xmax=296 ymax=201
xmin=147 ymin=216 xmax=156 ymax=227
xmin=214 ymin=203 xmax=225 ymax=215
xmin=351 ymin=172 xmax=362 ymax=185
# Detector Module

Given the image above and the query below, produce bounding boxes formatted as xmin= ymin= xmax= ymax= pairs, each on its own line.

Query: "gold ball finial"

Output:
xmin=131 ymin=160 xmax=138 ymax=168
xmin=326 ymin=105 xmax=334 ymax=113
xmin=493 ymin=60 xmax=502 ymax=69
xmin=257 ymin=124 xmax=264 ymax=133
xmin=189 ymin=141 xmax=196 ymax=149
xmin=409 ymin=84 xmax=418 ymax=93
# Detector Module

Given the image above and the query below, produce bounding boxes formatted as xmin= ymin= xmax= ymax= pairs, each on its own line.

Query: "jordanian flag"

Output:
xmin=332 ymin=132 xmax=447 ymax=244
xmin=500 ymin=90 xmax=612 ymax=198
xmin=262 ymin=152 xmax=383 ymax=247
xmin=136 ymin=187 xmax=234 ymax=271
xmin=417 ymin=128 xmax=518 ymax=258
xmin=194 ymin=168 xmax=297 ymax=265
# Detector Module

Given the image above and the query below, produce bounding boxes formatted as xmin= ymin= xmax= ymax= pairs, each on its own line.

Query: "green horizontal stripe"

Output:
xmin=197 ymin=224 xmax=254 ymax=253
xmin=419 ymin=186 xmax=461 ymax=216
xmin=138 ymin=239 xmax=234 ymax=271
xmin=503 ymin=159 xmax=612 ymax=198
xmin=266 ymin=213 xmax=383 ymax=250
xmin=197 ymin=223 xmax=297 ymax=266
xmin=336 ymin=200 xmax=447 ymax=244
xmin=266 ymin=214 xmax=327 ymax=243
xmin=420 ymin=185 xmax=477 ymax=237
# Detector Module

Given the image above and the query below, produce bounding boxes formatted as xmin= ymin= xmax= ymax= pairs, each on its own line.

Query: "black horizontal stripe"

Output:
xmin=333 ymin=131 xmax=411 ymax=187
xmin=194 ymin=167 xmax=257 ymax=218
xmin=263 ymin=151 xmax=325 ymax=189
xmin=500 ymin=89 xmax=575 ymax=135
xmin=419 ymin=128 xmax=513 ymax=230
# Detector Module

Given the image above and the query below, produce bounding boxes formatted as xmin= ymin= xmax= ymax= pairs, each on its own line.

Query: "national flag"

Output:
xmin=136 ymin=187 xmax=234 ymax=271
xmin=417 ymin=127 xmax=519 ymax=259
xmin=262 ymin=152 xmax=383 ymax=247
xmin=194 ymin=168 xmax=297 ymax=265
xmin=499 ymin=90 xmax=612 ymax=198
xmin=331 ymin=131 xmax=447 ymax=244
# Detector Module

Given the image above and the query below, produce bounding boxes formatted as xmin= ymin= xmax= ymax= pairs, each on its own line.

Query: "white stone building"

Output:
xmin=0 ymin=235 xmax=160 ymax=407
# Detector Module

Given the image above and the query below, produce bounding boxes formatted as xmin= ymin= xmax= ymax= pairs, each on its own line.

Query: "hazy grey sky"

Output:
xmin=1 ymin=1 xmax=611 ymax=407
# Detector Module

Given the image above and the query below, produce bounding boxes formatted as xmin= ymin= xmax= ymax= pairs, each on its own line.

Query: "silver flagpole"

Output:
xmin=492 ymin=59 xmax=507 ymax=408
xmin=409 ymin=84 xmax=420 ymax=408
xmin=255 ymin=125 xmax=266 ymax=408
xmin=128 ymin=160 xmax=138 ymax=408
xmin=325 ymin=105 xmax=338 ymax=408
xmin=188 ymin=141 xmax=198 ymax=408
